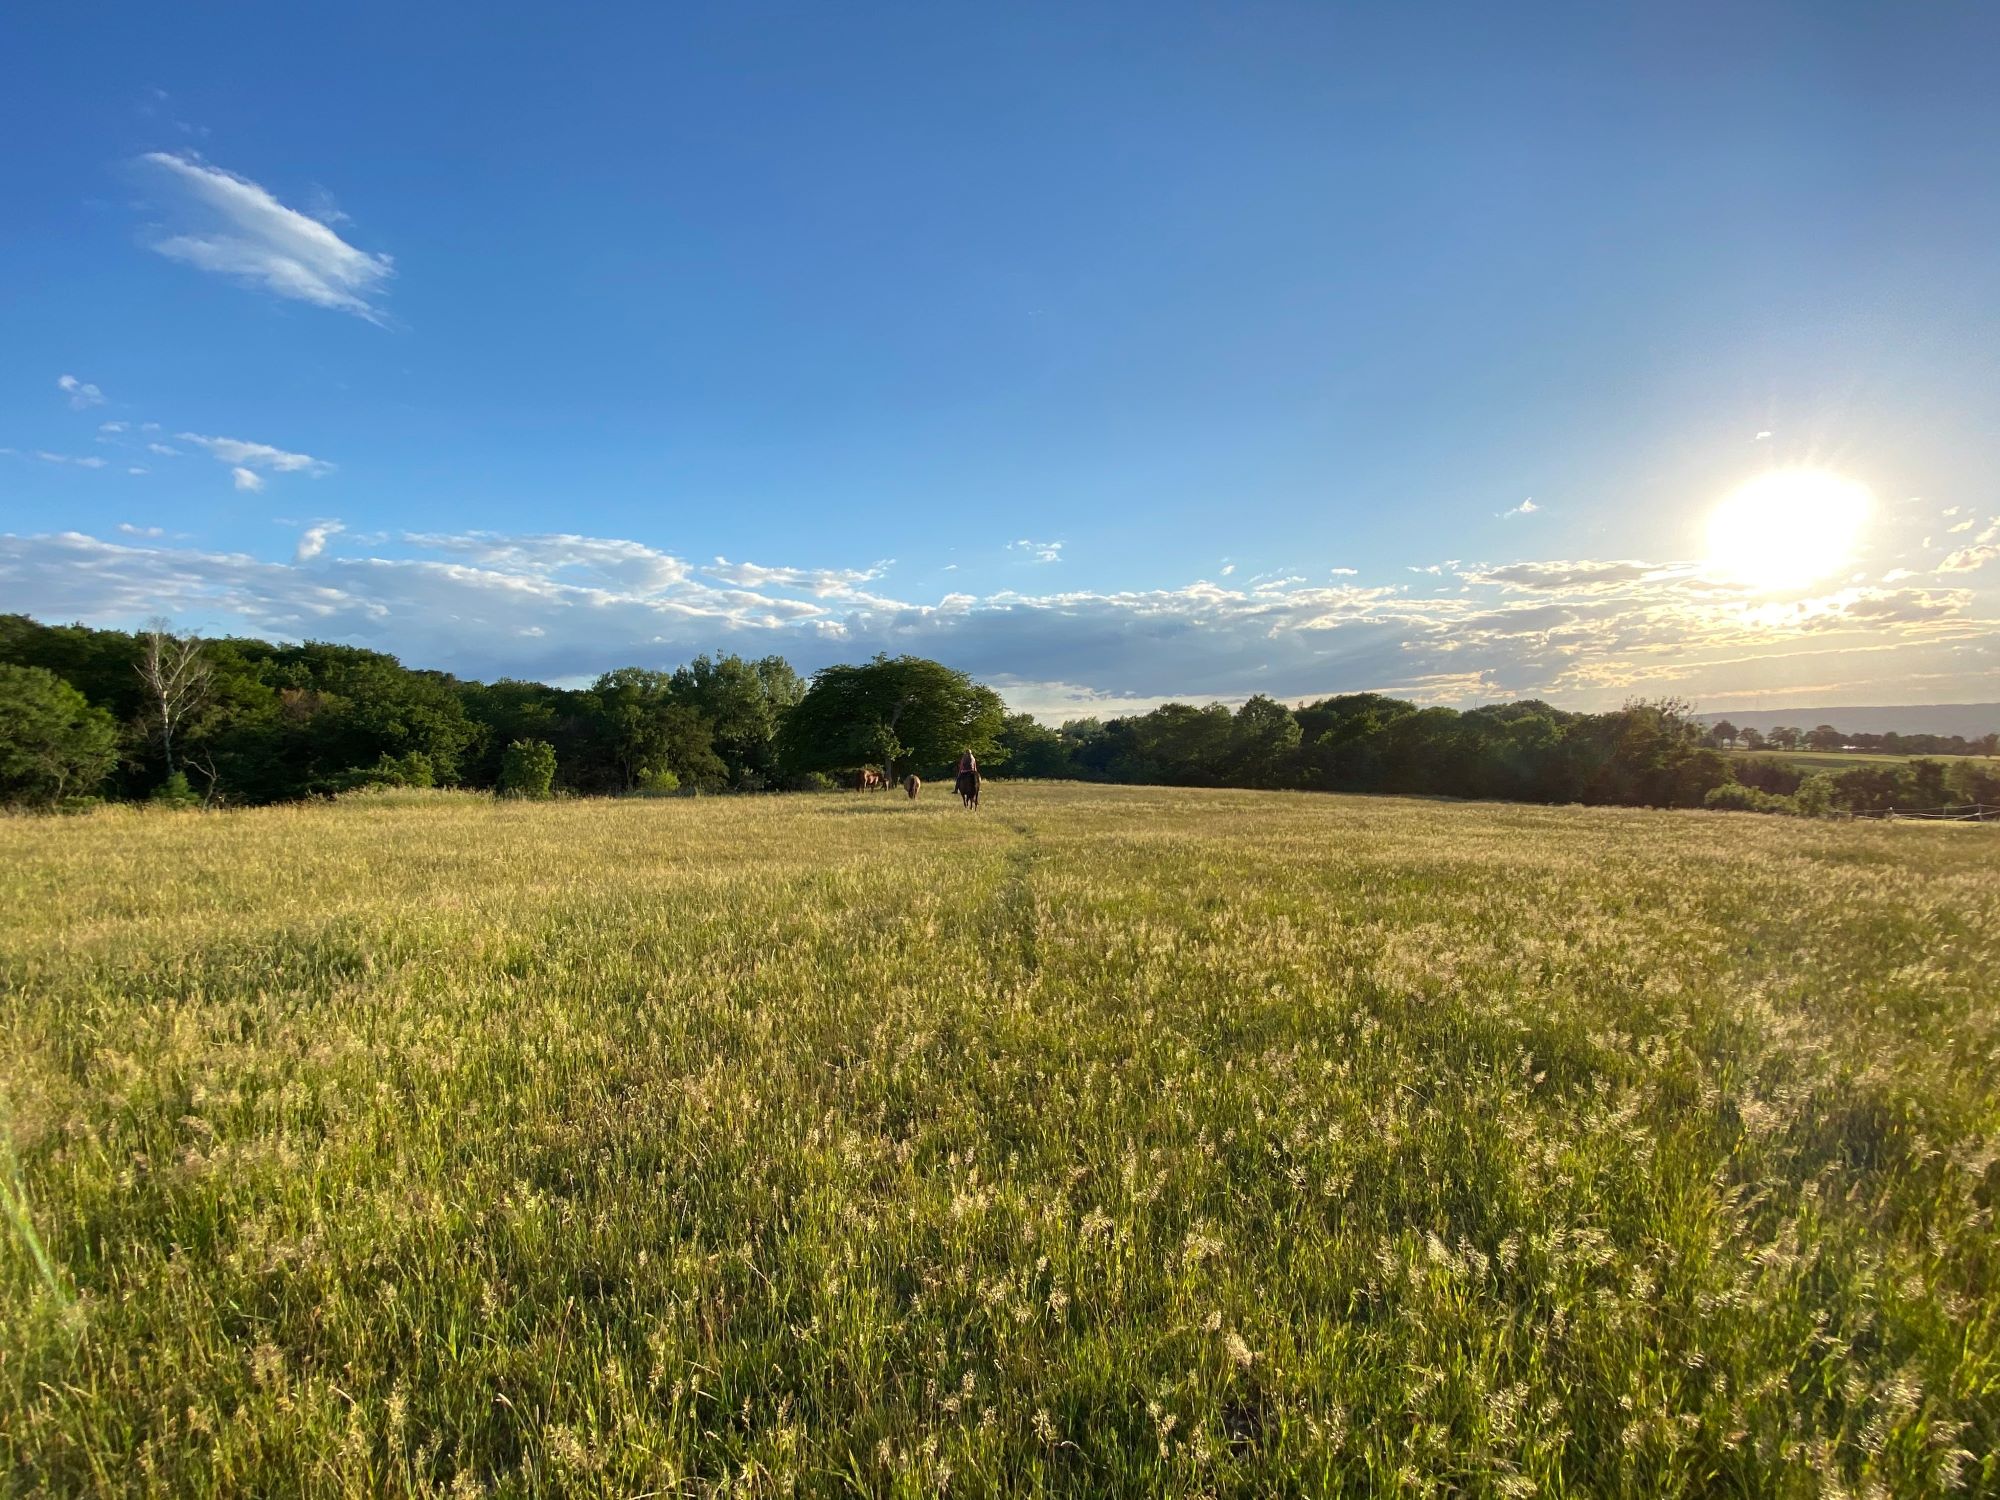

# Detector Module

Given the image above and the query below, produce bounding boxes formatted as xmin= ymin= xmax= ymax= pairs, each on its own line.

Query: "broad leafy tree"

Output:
xmin=0 ymin=664 xmax=119 ymax=806
xmin=778 ymin=655 xmax=1003 ymax=784
xmin=668 ymin=654 xmax=805 ymax=787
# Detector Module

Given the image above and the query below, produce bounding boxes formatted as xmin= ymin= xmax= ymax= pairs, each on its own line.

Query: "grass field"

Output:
xmin=1727 ymin=748 xmax=2000 ymax=775
xmin=3 ymin=785 xmax=1998 ymax=1497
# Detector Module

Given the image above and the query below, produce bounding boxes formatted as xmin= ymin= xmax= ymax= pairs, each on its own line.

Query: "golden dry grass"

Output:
xmin=3 ymin=783 xmax=1997 ymax=1496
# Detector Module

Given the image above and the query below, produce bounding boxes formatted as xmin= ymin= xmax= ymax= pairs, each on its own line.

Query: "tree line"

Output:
xmin=1703 ymin=719 xmax=2000 ymax=757
xmin=3 ymin=612 xmax=1993 ymax=816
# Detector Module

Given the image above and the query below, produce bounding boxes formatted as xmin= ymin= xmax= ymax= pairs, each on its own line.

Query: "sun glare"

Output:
xmin=1705 ymin=468 xmax=1872 ymax=591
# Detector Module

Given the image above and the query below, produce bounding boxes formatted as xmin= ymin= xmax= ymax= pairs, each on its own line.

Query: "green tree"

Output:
xmin=588 ymin=669 xmax=729 ymax=791
xmin=0 ymin=664 xmax=119 ymax=806
xmin=993 ymin=713 xmax=1073 ymax=779
xmin=1225 ymin=695 xmax=1303 ymax=787
xmin=778 ymin=655 xmax=1004 ymax=784
xmin=499 ymin=738 xmax=558 ymax=799
xmin=668 ymin=653 xmax=804 ymax=786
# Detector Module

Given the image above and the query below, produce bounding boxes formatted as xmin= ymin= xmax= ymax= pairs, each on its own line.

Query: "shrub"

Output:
xmin=147 ymin=771 xmax=203 ymax=810
xmin=1945 ymin=758 xmax=2000 ymax=806
xmin=1732 ymin=756 xmax=1805 ymax=797
xmin=499 ymin=739 xmax=557 ymax=799
xmin=632 ymin=766 xmax=682 ymax=796
xmin=322 ymin=751 xmax=437 ymax=795
xmin=1704 ymin=782 xmax=1796 ymax=815
xmin=1793 ymin=773 xmax=1837 ymax=817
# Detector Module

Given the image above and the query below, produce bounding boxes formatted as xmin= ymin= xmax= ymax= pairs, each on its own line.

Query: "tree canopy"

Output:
xmin=778 ymin=655 xmax=1004 ymax=781
xmin=0 ymin=664 xmax=120 ymax=806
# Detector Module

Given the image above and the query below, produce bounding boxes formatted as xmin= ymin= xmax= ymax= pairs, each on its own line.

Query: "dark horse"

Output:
xmin=955 ymin=768 xmax=981 ymax=809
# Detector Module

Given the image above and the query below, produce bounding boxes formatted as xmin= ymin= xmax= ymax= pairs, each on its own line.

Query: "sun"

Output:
xmin=1705 ymin=468 xmax=1872 ymax=591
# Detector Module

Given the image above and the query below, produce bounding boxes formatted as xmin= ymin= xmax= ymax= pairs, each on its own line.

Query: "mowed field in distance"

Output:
xmin=3 ymin=784 xmax=1997 ymax=1497
xmin=1727 ymin=748 xmax=2000 ymax=774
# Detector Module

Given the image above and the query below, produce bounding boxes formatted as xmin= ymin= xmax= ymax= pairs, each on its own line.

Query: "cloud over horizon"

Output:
xmin=2 ymin=525 xmax=1992 ymax=716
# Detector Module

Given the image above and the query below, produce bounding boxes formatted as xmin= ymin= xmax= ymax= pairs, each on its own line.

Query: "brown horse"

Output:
xmin=856 ymin=767 xmax=884 ymax=791
xmin=955 ymin=768 xmax=981 ymax=809
xmin=905 ymin=775 xmax=921 ymax=799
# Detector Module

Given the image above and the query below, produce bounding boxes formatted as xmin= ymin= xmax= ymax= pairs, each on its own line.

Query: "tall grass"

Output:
xmin=2 ymin=785 xmax=1996 ymax=1496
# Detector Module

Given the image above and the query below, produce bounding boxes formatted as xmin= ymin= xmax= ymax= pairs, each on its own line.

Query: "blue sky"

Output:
xmin=4 ymin=1 xmax=1997 ymax=715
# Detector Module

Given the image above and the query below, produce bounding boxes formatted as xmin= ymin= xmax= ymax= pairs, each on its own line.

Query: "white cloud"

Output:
xmin=400 ymin=531 xmax=693 ymax=595
xmin=179 ymin=432 xmax=331 ymax=483
xmin=1940 ymin=543 xmax=1998 ymax=575
xmin=128 ymin=467 xmax=148 ymax=476
xmin=1009 ymin=539 xmax=1064 ymax=563
xmin=1329 ymin=567 xmax=1359 ymax=577
xmin=3 ymin=528 xmax=1993 ymax=714
xmin=118 ymin=523 xmax=165 ymax=537
xmin=57 ymin=374 xmax=105 ymax=409
xmin=1468 ymin=559 xmax=1664 ymax=592
xmin=99 ymin=421 xmax=128 ymax=435
xmin=1220 ymin=563 xmax=1236 ymax=576
xmin=1502 ymin=498 xmax=1540 ymax=518
xmin=74 ymin=456 xmax=107 ymax=470
xmin=138 ymin=152 xmax=394 ymax=321
xmin=706 ymin=556 xmax=892 ymax=596
xmin=294 ymin=519 xmax=344 ymax=561
xmin=148 ymin=442 xmax=181 ymax=456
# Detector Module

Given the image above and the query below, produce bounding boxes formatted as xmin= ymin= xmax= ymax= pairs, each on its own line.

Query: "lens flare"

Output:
xmin=1705 ymin=469 xmax=1872 ymax=591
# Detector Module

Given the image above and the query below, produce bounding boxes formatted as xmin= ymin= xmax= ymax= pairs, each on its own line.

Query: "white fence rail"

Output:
xmin=1849 ymin=803 xmax=1998 ymax=822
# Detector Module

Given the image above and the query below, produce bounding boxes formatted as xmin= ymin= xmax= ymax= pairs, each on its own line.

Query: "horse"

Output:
xmin=955 ymin=768 xmax=981 ymax=809
xmin=856 ymin=767 xmax=884 ymax=791
xmin=905 ymin=774 xmax=921 ymax=800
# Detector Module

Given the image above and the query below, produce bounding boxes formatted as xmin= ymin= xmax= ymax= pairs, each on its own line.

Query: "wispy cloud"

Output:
xmin=295 ymin=519 xmax=343 ymax=561
xmin=1469 ymin=559 xmax=1663 ymax=592
xmin=138 ymin=152 xmax=394 ymax=322
xmin=706 ymin=557 xmax=892 ymax=595
xmin=147 ymin=442 xmax=182 ymax=457
xmin=1501 ymin=498 xmax=1540 ymax=518
xmin=232 ymin=467 xmax=265 ymax=492
xmin=24 ymin=450 xmax=108 ymax=469
xmin=179 ymin=432 xmax=332 ymax=479
xmin=1010 ymin=539 xmax=1064 ymax=564
xmin=57 ymin=374 xmax=105 ymax=409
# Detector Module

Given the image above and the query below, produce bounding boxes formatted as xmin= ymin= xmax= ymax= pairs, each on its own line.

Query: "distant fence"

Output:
xmin=1849 ymin=803 xmax=1999 ymax=823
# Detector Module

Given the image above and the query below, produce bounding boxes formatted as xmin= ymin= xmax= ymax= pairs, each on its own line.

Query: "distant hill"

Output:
xmin=1694 ymin=703 xmax=2000 ymax=737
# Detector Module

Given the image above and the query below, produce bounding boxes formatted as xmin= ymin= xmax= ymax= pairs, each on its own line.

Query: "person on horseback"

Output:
xmin=954 ymin=749 xmax=981 ymax=808
xmin=956 ymin=749 xmax=978 ymax=779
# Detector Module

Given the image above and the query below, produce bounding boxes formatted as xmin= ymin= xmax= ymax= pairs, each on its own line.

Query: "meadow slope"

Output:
xmin=3 ymin=785 xmax=1997 ymax=1497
